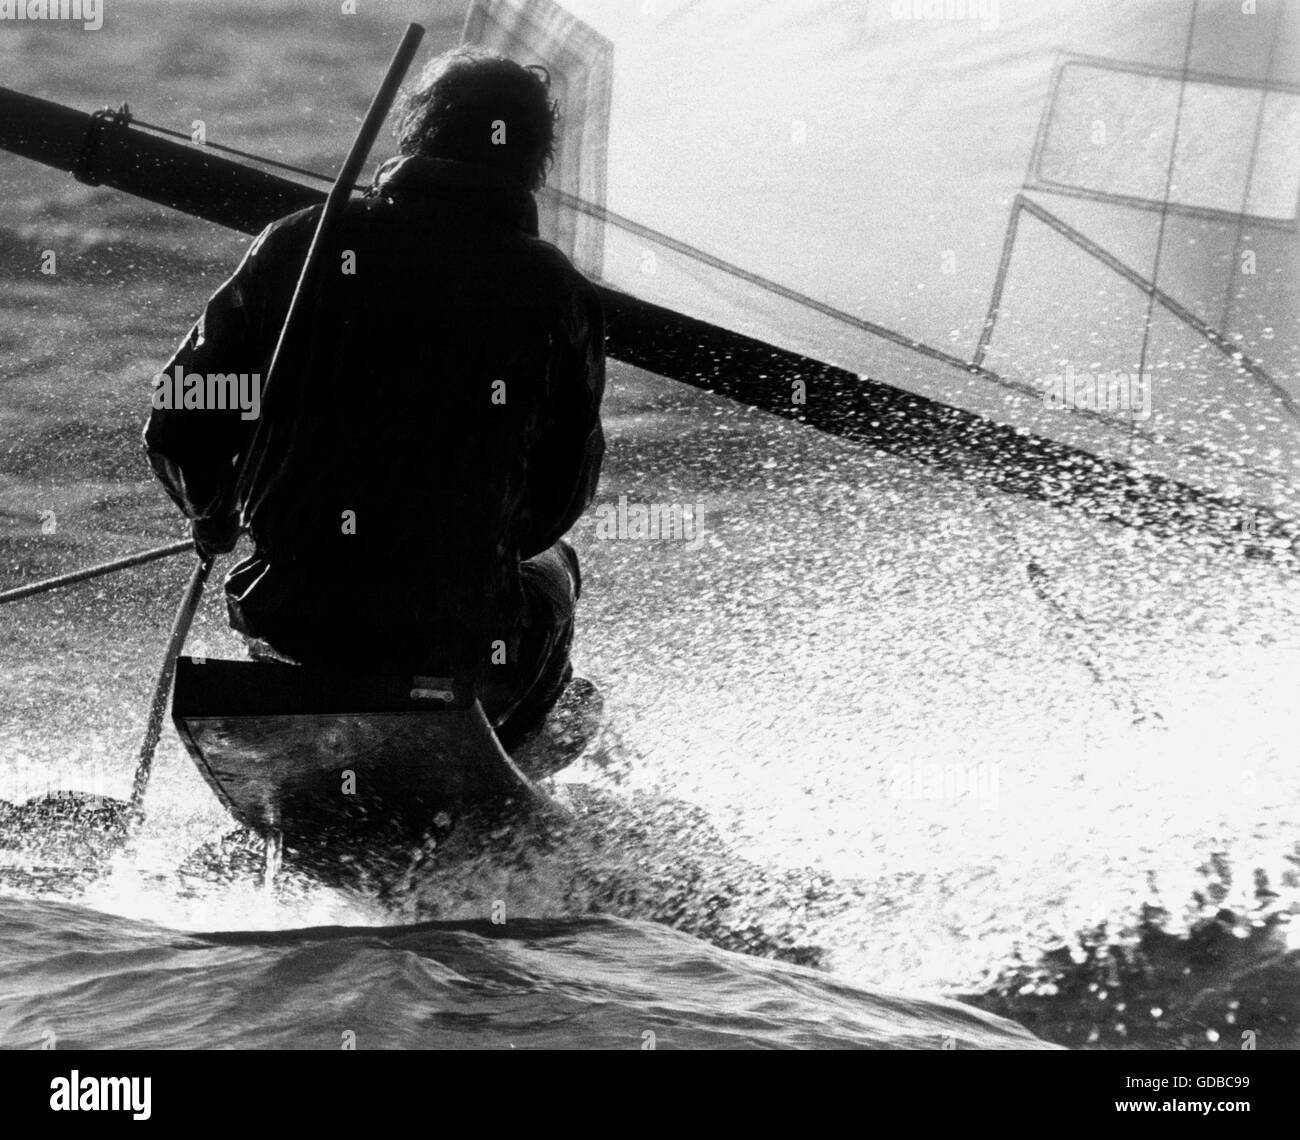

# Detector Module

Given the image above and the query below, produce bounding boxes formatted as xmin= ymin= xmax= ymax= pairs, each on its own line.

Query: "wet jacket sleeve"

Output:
xmin=142 ymin=219 xmax=298 ymax=524
xmin=519 ymin=278 xmax=606 ymax=560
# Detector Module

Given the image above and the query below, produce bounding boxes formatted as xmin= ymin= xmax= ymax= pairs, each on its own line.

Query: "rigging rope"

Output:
xmin=1130 ymin=0 xmax=1200 ymax=458
xmin=128 ymin=115 xmax=353 ymax=189
xmin=1218 ymin=1 xmax=1284 ymax=335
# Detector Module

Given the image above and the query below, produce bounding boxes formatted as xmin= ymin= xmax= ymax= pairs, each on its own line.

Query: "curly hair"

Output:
xmin=395 ymin=47 xmax=559 ymax=192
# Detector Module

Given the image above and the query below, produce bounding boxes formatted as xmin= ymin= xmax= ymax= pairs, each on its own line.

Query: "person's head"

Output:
xmin=396 ymin=48 xmax=558 ymax=192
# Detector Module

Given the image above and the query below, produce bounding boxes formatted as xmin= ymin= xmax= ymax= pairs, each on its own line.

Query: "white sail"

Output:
xmin=465 ymin=0 xmax=1300 ymax=519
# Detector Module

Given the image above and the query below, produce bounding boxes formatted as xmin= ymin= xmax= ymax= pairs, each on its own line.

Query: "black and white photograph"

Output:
xmin=0 ymin=0 xmax=1295 ymax=1112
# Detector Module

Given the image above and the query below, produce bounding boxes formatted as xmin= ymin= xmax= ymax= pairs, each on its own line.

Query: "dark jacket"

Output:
xmin=144 ymin=155 xmax=605 ymax=675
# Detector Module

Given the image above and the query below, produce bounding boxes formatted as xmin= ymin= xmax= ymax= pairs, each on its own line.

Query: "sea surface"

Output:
xmin=0 ymin=0 xmax=1297 ymax=1050
xmin=0 ymin=895 xmax=1042 ymax=1049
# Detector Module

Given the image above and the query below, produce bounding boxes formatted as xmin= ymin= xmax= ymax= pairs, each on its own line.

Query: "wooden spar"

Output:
xmin=0 ymin=81 xmax=1291 ymax=560
xmin=0 ymin=86 xmax=323 ymax=233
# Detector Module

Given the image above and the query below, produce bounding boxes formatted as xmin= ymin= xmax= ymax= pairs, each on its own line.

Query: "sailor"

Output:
xmin=143 ymin=48 xmax=606 ymax=748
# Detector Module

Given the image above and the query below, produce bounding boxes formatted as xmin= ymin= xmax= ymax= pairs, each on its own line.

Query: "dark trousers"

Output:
xmin=242 ymin=541 xmax=581 ymax=749
xmin=481 ymin=541 xmax=580 ymax=748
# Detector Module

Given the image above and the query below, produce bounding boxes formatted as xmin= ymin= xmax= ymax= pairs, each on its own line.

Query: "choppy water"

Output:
xmin=1 ymin=0 xmax=1298 ymax=1050
xmin=0 ymin=895 xmax=1045 ymax=1049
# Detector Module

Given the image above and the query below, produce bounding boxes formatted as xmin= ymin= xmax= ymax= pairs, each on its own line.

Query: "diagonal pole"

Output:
xmin=129 ymin=554 xmax=212 ymax=816
xmin=0 ymin=539 xmax=191 ymax=606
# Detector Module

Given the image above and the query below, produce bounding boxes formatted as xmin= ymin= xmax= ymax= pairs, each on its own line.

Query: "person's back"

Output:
xmin=144 ymin=49 xmax=605 ymax=742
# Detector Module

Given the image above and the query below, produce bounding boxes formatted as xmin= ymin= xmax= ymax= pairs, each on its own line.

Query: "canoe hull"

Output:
xmin=172 ymin=658 xmax=536 ymax=844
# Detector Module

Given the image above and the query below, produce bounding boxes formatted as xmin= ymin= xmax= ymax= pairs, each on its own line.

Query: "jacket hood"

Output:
xmin=371 ymin=155 xmax=540 ymax=237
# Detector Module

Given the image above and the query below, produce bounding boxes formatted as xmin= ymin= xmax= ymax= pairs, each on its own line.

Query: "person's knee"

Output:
xmin=523 ymin=543 xmax=580 ymax=615
xmin=557 ymin=539 xmax=582 ymax=600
